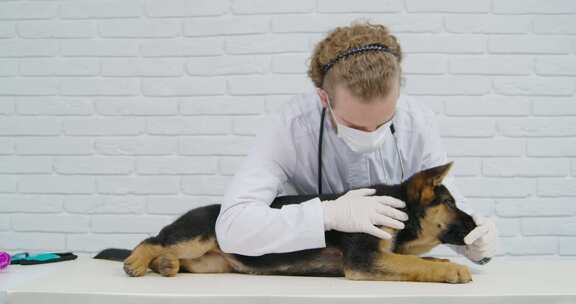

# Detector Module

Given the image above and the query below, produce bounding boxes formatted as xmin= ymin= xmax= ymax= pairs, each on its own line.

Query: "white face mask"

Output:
xmin=327 ymin=97 xmax=393 ymax=153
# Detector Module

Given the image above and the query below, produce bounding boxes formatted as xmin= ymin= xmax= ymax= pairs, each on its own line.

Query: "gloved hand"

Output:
xmin=450 ymin=214 xmax=498 ymax=265
xmin=321 ymin=188 xmax=408 ymax=239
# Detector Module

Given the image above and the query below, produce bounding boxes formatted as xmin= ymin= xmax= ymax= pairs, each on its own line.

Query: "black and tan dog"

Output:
xmin=96 ymin=162 xmax=477 ymax=283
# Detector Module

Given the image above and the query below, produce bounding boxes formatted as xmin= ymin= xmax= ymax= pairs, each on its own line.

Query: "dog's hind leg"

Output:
xmin=179 ymin=251 xmax=233 ymax=273
xmin=123 ymin=236 xmax=164 ymax=277
xmin=124 ymin=235 xmax=218 ymax=277
xmin=149 ymin=253 xmax=180 ymax=277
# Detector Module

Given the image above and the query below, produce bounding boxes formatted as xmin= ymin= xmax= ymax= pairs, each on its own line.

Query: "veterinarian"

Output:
xmin=215 ymin=22 xmax=498 ymax=265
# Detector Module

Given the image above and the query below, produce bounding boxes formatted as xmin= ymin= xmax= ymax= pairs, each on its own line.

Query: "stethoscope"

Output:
xmin=317 ymin=106 xmax=405 ymax=195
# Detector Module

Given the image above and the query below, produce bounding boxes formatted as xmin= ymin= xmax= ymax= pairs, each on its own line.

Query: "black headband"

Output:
xmin=321 ymin=43 xmax=399 ymax=74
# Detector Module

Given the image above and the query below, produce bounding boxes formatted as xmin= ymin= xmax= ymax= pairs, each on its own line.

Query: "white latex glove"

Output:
xmin=321 ymin=188 xmax=408 ymax=239
xmin=450 ymin=214 xmax=498 ymax=265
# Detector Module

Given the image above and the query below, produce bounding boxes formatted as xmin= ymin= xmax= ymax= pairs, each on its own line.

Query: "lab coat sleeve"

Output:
xmin=215 ymin=114 xmax=327 ymax=256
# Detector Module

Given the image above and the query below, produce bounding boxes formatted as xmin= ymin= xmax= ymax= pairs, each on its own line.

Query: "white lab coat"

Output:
xmin=215 ymin=90 xmax=473 ymax=256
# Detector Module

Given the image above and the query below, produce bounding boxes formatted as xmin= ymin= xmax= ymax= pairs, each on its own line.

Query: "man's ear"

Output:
xmin=317 ymin=88 xmax=329 ymax=108
xmin=406 ymin=162 xmax=454 ymax=206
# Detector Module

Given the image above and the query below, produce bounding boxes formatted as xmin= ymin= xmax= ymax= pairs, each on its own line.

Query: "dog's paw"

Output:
xmin=156 ymin=254 xmax=180 ymax=277
xmin=440 ymin=263 xmax=472 ymax=284
xmin=124 ymin=255 xmax=149 ymax=277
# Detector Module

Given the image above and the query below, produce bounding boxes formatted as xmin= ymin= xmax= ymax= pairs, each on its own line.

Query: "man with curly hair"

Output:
xmin=215 ymin=21 xmax=498 ymax=265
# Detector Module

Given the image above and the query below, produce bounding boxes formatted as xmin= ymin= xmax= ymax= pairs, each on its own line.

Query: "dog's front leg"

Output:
xmin=344 ymin=252 xmax=471 ymax=284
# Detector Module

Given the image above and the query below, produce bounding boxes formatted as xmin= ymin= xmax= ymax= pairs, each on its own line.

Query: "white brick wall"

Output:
xmin=0 ymin=0 xmax=575 ymax=259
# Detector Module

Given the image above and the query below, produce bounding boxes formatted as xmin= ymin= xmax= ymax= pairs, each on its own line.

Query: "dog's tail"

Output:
xmin=93 ymin=248 xmax=132 ymax=262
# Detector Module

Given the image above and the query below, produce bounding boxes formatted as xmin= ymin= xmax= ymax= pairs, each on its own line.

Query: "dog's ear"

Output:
xmin=406 ymin=162 xmax=453 ymax=206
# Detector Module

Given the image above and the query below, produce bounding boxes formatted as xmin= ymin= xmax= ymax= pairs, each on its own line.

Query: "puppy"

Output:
xmin=100 ymin=162 xmax=476 ymax=283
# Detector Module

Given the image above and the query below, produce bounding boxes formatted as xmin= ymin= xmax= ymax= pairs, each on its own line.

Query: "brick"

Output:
xmin=96 ymin=176 xmax=179 ymax=194
xmin=101 ymin=58 xmax=184 ymax=77
xmin=15 ymin=138 xmax=92 ymax=155
xmin=272 ymin=54 xmax=309 ymax=74
xmin=489 ymin=36 xmax=570 ymax=54
xmin=438 ymin=118 xmax=495 ymax=137
xmin=180 ymin=136 xmax=254 ymax=155
xmin=54 ymin=156 xmax=134 ymax=174
xmin=181 ymin=175 xmax=232 ymax=195
xmin=538 ymin=178 xmax=576 ymax=197
xmin=402 ymin=54 xmax=446 ymax=74
xmin=145 ymin=0 xmax=228 ymax=17
xmin=445 ymin=15 xmax=531 ymax=34
xmin=535 ymin=56 xmax=576 ymax=76
xmin=455 ymin=177 xmax=534 ymax=198
xmin=61 ymin=78 xmax=139 ymax=96
xmin=225 ymin=34 xmax=309 ymax=54
xmin=406 ymin=0 xmax=489 ymax=12
xmin=483 ymin=158 xmax=569 ymax=177
xmin=147 ymin=117 xmax=231 ymax=135
xmin=0 ymin=117 xmax=60 ymax=135
xmin=0 ymin=2 xmax=57 ymax=20
xmin=532 ymin=97 xmax=576 ymax=116
xmin=317 ymin=0 xmax=401 ymax=13
xmin=67 ymin=234 xmax=147 ymax=252
xmin=405 ymin=75 xmax=490 ymax=95
xmin=91 ymin=215 xmax=172 ymax=233
xmin=140 ymin=38 xmax=223 ymax=57
xmin=497 ymin=118 xmax=576 ymax=137
xmin=94 ymin=97 xmax=178 ymax=116
xmin=398 ymin=34 xmax=485 ymax=54
xmin=62 ymin=118 xmax=144 ymax=135
xmin=496 ymin=198 xmax=576 ymax=217
xmin=559 ymin=237 xmax=576 ymax=255
xmin=136 ymin=156 xmax=218 ymax=175
xmin=272 ymin=15 xmax=442 ymax=34
xmin=179 ymin=96 xmax=265 ymax=115
xmin=20 ymin=58 xmax=100 ymax=76
xmin=503 ymin=237 xmax=556 ymax=255
xmin=61 ymin=40 xmax=138 ymax=57
xmin=0 ymin=78 xmax=58 ymax=96
xmin=187 ymin=55 xmax=269 ymax=76
xmin=493 ymin=77 xmax=574 ymax=96
xmin=0 ymin=22 xmax=15 ymax=38
xmin=495 ymin=218 xmax=521 ymax=237
xmin=445 ymin=96 xmax=530 ymax=116
xmin=147 ymin=196 xmax=221 ymax=214
xmin=0 ymin=195 xmax=62 ymax=213
xmin=61 ymin=0 xmax=143 ymax=19
xmin=449 ymin=55 xmax=532 ymax=75
xmin=184 ymin=16 xmax=269 ymax=36
xmin=142 ymin=77 xmax=226 ymax=96
xmin=64 ymin=195 xmax=145 ymax=214
xmin=493 ymin=0 xmax=576 ymax=14
xmin=0 ymin=40 xmax=58 ymax=57
xmin=0 ymin=232 xmax=65 ymax=251
xmin=12 ymin=214 xmax=89 ymax=233
xmin=99 ymin=19 xmax=180 ymax=38
xmin=527 ymin=138 xmax=576 ymax=156
xmin=522 ymin=217 xmax=573 ymax=236
xmin=18 ymin=20 xmax=93 ymax=38
xmin=20 ymin=175 xmax=95 ymax=194
xmin=235 ymin=0 xmax=315 ymax=14
xmin=0 ymin=156 xmax=52 ymax=174
xmin=534 ymin=16 xmax=576 ymax=34
xmin=227 ymin=75 xmax=314 ymax=95
xmin=94 ymin=137 xmax=177 ymax=156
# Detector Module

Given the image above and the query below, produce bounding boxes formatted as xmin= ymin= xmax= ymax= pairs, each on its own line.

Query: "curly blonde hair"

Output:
xmin=307 ymin=20 xmax=403 ymax=102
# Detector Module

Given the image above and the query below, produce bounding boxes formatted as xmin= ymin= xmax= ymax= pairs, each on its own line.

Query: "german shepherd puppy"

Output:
xmin=97 ymin=162 xmax=477 ymax=283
